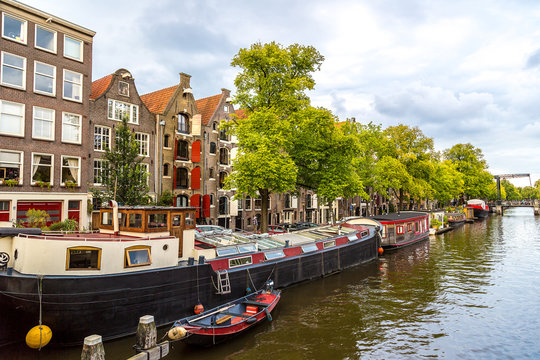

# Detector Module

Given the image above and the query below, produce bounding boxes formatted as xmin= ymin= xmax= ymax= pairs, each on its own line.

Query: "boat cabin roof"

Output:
xmin=99 ymin=206 xmax=196 ymax=233
xmin=369 ymin=211 xmax=428 ymax=222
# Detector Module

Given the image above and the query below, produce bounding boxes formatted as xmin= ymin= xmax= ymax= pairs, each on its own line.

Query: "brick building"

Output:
xmin=0 ymin=0 xmax=94 ymax=227
xmin=89 ymin=68 xmax=157 ymax=207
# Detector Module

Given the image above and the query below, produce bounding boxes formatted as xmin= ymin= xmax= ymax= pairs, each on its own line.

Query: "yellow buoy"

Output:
xmin=167 ymin=326 xmax=187 ymax=340
xmin=25 ymin=325 xmax=52 ymax=349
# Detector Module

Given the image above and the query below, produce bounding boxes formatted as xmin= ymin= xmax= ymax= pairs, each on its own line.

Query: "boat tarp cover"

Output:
xmin=369 ymin=211 xmax=427 ymax=222
xmin=0 ymin=228 xmax=42 ymax=237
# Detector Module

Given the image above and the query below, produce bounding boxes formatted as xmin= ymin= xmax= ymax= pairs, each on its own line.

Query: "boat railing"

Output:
xmin=17 ymin=233 xmax=175 ymax=242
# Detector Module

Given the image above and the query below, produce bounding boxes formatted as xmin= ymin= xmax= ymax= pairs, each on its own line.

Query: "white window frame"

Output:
xmin=1 ymin=51 xmax=26 ymax=90
xmin=93 ymin=125 xmax=111 ymax=151
xmin=32 ymin=106 xmax=55 ymax=141
xmin=33 ymin=61 xmax=56 ymax=96
xmin=34 ymin=24 xmax=57 ymax=53
xmin=108 ymin=99 xmax=139 ymax=124
xmin=0 ymin=149 xmax=23 ymax=185
xmin=2 ymin=13 xmax=27 ymax=44
xmin=135 ymin=132 xmax=149 ymax=157
xmin=62 ymin=112 xmax=82 ymax=144
xmin=0 ymin=100 xmax=24 ymax=137
xmin=31 ymin=152 xmax=54 ymax=185
xmin=63 ymin=69 xmax=82 ymax=102
xmin=93 ymin=158 xmax=108 ymax=185
xmin=63 ymin=35 xmax=83 ymax=62
xmin=118 ymin=81 xmax=129 ymax=96
xmin=61 ymin=155 xmax=81 ymax=186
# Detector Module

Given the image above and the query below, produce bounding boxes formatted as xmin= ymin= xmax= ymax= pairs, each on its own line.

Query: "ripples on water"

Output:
xmin=6 ymin=208 xmax=540 ymax=359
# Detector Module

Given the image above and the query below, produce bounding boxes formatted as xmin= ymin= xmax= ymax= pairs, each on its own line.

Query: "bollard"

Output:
xmin=135 ymin=315 xmax=157 ymax=351
xmin=198 ymin=255 xmax=205 ymax=264
xmin=81 ymin=335 xmax=105 ymax=360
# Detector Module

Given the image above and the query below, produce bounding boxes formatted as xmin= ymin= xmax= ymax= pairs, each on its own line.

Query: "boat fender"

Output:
xmin=194 ymin=302 xmax=204 ymax=314
xmin=167 ymin=326 xmax=187 ymax=340
xmin=265 ymin=308 xmax=272 ymax=322
xmin=25 ymin=325 xmax=52 ymax=349
xmin=378 ymin=247 xmax=384 ymax=255
xmin=246 ymin=287 xmax=252 ymax=294
xmin=246 ymin=317 xmax=257 ymax=324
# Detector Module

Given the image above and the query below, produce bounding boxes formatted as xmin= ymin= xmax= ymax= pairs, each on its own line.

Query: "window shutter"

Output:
xmin=202 ymin=194 xmax=210 ymax=217
xmin=173 ymin=165 xmax=177 ymax=189
xmin=174 ymin=138 xmax=178 ymax=160
xmin=190 ymin=194 xmax=201 ymax=218
xmin=191 ymin=140 xmax=201 ymax=163
xmin=191 ymin=167 xmax=200 ymax=190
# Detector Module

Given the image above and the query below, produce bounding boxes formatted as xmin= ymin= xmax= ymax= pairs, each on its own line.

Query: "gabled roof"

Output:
xmin=234 ymin=108 xmax=247 ymax=119
xmin=140 ymin=85 xmax=179 ymax=114
xmin=195 ymin=94 xmax=222 ymax=125
xmin=90 ymin=74 xmax=113 ymax=100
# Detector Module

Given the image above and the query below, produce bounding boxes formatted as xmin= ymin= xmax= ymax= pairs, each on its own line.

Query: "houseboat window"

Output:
xmin=216 ymin=247 xmax=239 ymax=257
xmin=172 ymin=214 xmax=182 ymax=227
xmin=415 ymin=221 xmax=420 ymax=233
xmin=118 ymin=212 xmax=127 ymax=227
xmin=323 ymin=240 xmax=336 ymax=249
xmin=128 ymin=213 xmax=142 ymax=228
xmin=67 ymin=247 xmax=101 ymax=270
xmin=407 ymin=223 xmax=412 ymax=232
xmin=396 ymin=225 xmax=404 ymax=235
xmin=381 ymin=225 xmax=387 ymax=238
xmin=101 ymin=212 xmax=112 ymax=226
xmin=301 ymin=244 xmax=318 ymax=253
xmin=185 ymin=212 xmax=194 ymax=226
xmin=125 ymin=246 xmax=151 ymax=267
xmin=264 ymin=250 xmax=285 ymax=260
xmin=229 ymin=255 xmax=252 ymax=268
xmin=238 ymin=244 xmax=257 ymax=253
xmin=148 ymin=213 xmax=167 ymax=229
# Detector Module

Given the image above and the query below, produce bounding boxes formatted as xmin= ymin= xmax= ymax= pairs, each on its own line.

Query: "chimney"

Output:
xmin=179 ymin=73 xmax=191 ymax=89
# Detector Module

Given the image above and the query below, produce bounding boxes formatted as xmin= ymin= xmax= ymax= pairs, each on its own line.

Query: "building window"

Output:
xmin=176 ymin=195 xmax=188 ymax=207
xmin=0 ymin=100 xmax=24 ymax=137
xmin=306 ymin=194 xmax=312 ymax=209
xmin=125 ymin=246 xmax=152 ymax=268
xmin=118 ymin=81 xmax=129 ymax=96
xmin=285 ymin=194 xmax=291 ymax=209
xmin=63 ymin=69 xmax=82 ymax=102
xmin=0 ymin=200 xmax=9 ymax=222
xmin=209 ymin=142 xmax=216 ymax=154
xmin=108 ymin=99 xmax=138 ymax=124
xmin=93 ymin=158 xmax=109 ymax=185
xmin=64 ymin=35 xmax=83 ymax=61
xmin=163 ymin=163 xmax=169 ymax=177
xmin=2 ymin=13 xmax=26 ymax=44
xmin=62 ymin=112 xmax=81 ymax=144
xmin=139 ymin=163 xmax=149 ymax=185
xmin=208 ymin=167 xmax=214 ymax=179
xmin=177 ymin=113 xmax=189 ymax=133
xmin=67 ymin=247 xmax=101 ymax=270
xmin=135 ymin=133 xmax=149 ymax=156
xmin=0 ymin=149 xmax=22 ymax=183
xmin=1 ymin=52 xmax=26 ymax=89
xmin=176 ymin=140 xmax=189 ymax=160
xmin=219 ymin=129 xmax=228 ymax=141
xmin=209 ymin=194 xmax=214 ymax=205
xmin=245 ymin=196 xmax=252 ymax=210
xmin=31 ymin=153 xmax=53 ymax=184
xmin=237 ymin=198 xmax=243 ymax=210
xmin=176 ymin=167 xmax=188 ymax=188
xmin=219 ymin=148 xmax=229 ymax=165
xmin=62 ymin=156 xmax=80 ymax=186
xmin=34 ymin=61 xmax=55 ymax=95
xmin=219 ymin=171 xmax=227 ymax=189
xmin=212 ymin=122 xmax=217 ymax=131
xmin=164 ymin=134 xmax=170 ymax=148
xmin=219 ymin=196 xmax=228 ymax=215
xmin=223 ymin=105 xmax=229 ymax=113
xmin=94 ymin=125 xmax=110 ymax=151
xmin=32 ymin=107 xmax=55 ymax=140
xmin=35 ymin=25 xmax=56 ymax=53
xmin=254 ymin=198 xmax=262 ymax=210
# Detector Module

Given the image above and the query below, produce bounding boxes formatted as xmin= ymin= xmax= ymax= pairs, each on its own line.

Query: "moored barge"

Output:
xmin=0 ymin=204 xmax=379 ymax=347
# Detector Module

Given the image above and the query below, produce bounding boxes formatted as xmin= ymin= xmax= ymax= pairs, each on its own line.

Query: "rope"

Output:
xmin=38 ymin=275 xmax=43 ymax=351
xmin=246 ymin=269 xmax=257 ymax=291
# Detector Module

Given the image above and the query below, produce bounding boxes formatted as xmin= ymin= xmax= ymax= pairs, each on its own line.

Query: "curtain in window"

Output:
xmin=32 ymin=154 xmax=42 ymax=178
xmin=67 ymin=158 xmax=79 ymax=183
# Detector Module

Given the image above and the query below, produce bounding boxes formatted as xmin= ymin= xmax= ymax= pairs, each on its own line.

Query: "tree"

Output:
xmin=520 ymin=186 xmax=539 ymax=200
xmin=443 ymin=143 xmax=492 ymax=201
xmin=430 ymin=160 xmax=465 ymax=205
xmin=225 ymin=42 xmax=324 ymax=232
xmin=100 ymin=117 xmax=150 ymax=205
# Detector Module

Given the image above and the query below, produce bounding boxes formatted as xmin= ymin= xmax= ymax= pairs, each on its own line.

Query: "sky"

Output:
xmin=22 ymin=0 xmax=540 ymax=187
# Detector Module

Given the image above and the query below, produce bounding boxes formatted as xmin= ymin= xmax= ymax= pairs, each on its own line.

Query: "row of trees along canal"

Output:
xmin=93 ymin=42 xmax=540 ymax=233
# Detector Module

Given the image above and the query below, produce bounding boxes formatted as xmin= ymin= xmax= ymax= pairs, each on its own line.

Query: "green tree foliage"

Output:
xmin=443 ymin=143 xmax=493 ymax=201
xmin=520 ymin=186 xmax=539 ymax=200
xmin=501 ymin=179 xmax=521 ymax=201
xmin=100 ymin=117 xmax=150 ymax=205
xmin=430 ymin=160 xmax=465 ymax=205
xmin=226 ymin=42 xmax=324 ymax=232
xmin=156 ymin=190 xmax=174 ymax=206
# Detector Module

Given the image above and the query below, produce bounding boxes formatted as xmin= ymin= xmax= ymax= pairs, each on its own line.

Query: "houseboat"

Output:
xmin=466 ymin=199 xmax=489 ymax=219
xmin=341 ymin=211 xmax=430 ymax=250
xmin=0 ymin=204 xmax=379 ymax=347
xmin=446 ymin=212 xmax=466 ymax=227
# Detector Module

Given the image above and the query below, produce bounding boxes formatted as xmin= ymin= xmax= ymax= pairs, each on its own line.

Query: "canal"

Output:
xmin=6 ymin=207 xmax=540 ymax=359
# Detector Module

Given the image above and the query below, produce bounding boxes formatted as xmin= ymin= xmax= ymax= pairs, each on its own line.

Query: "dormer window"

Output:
xmin=118 ymin=81 xmax=129 ymax=96
xmin=224 ymin=105 xmax=229 ymax=113
xmin=177 ymin=114 xmax=189 ymax=133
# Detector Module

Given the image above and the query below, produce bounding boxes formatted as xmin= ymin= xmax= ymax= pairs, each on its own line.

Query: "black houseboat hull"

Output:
xmin=471 ymin=208 xmax=489 ymax=219
xmin=0 ymin=233 xmax=378 ymax=347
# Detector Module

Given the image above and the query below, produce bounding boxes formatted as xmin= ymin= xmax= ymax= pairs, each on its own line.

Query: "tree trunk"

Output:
xmin=260 ymin=189 xmax=269 ymax=233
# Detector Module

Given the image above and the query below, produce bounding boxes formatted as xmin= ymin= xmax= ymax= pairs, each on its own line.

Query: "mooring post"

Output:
xmin=136 ymin=315 xmax=157 ymax=350
xmin=81 ymin=334 xmax=105 ymax=360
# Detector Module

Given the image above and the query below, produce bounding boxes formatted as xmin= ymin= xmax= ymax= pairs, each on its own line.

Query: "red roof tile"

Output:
xmin=90 ymin=74 xmax=113 ymax=100
xmin=234 ymin=108 xmax=247 ymax=119
xmin=140 ymin=85 xmax=179 ymax=114
xmin=195 ymin=94 xmax=222 ymax=125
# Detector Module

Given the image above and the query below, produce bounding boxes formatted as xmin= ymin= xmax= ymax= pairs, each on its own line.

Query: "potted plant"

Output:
xmin=65 ymin=180 xmax=77 ymax=190
xmin=4 ymin=179 xmax=19 ymax=187
xmin=34 ymin=181 xmax=51 ymax=190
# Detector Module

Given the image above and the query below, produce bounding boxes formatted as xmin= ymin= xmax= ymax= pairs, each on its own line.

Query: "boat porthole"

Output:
xmin=163 ymin=244 xmax=168 ymax=251
xmin=14 ymin=249 xmax=18 ymax=260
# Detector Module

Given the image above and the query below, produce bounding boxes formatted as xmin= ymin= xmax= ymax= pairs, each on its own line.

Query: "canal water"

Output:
xmin=5 ymin=207 xmax=540 ymax=359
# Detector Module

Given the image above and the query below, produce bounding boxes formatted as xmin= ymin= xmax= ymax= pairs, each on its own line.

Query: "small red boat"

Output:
xmin=168 ymin=281 xmax=280 ymax=346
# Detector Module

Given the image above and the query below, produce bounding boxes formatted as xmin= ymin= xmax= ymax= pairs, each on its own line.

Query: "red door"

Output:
xmin=17 ymin=201 xmax=62 ymax=226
